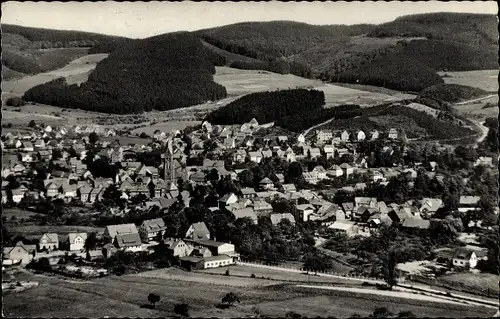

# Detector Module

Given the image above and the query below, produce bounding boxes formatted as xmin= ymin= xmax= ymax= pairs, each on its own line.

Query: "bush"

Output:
xmin=6 ymin=97 xmax=25 ymax=107
xmin=174 ymin=303 xmax=189 ymax=317
xmin=250 ymin=273 xmax=256 ymax=278
xmin=224 ymin=269 xmax=230 ymax=276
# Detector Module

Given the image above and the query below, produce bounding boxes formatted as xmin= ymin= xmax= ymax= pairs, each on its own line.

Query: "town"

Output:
xmin=2 ymin=116 xmax=498 ymax=292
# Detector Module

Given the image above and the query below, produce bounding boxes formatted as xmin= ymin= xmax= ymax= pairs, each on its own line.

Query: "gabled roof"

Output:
xmin=231 ymin=207 xmax=258 ymax=221
xmin=241 ymin=187 xmax=256 ymax=195
xmin=459 ymin=196 xmax=480 ymax=206
xmin=40 ymin=233 xmax=59 ymax=243
xmin=402 ymin=218 xmax=430 ymax=229
xmin=142 ymin=218 xmax=166 ymax=232
xmin=188 ymin=222 xmax=210 ymax=238
xmin=260 ymin=177 xmax=273 ymax=184
xmin=68 ymin=233 xmax=88 ymax=244
xmin=106 ymin=223 xmax=139 ymax=239
xmin=115 ymin=233 xmax=142 ymax=247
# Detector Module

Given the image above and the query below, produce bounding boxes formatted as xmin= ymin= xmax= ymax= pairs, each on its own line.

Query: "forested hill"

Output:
xmin=2 ymin=24 xmax=131 ymax=75
xmin=194 ymin=13 xmax=498 ymax=92
xmin=23 ymin=32 xmax=228 ymax=114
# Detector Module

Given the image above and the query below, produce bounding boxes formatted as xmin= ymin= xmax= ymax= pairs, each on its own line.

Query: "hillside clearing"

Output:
xmin=2 ymin=53 xmax=109 ymax=97
xmin=130 ymin=121 xmax=201 ymax=135
xmin=438 ymin=70 xmax=499 ymax=92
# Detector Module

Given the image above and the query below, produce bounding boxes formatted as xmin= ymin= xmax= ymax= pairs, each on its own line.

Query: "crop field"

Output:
xmin=2 ymin=53 xmax=109 ymax=98
xmin=3 ymin=268 xmax=493 ymax=318
xmin=438 ymin=70 xmax=498 ymax=92
xmin=317 ymin=84 xmax=416 ymax=108
xmin=130 ymin=120 xmax=201 ymax=135
xmin=214 ymin=66 xmax=321 ymax=96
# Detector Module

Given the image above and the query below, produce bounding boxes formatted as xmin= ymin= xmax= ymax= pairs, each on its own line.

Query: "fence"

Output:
xmin=237 ymin=259 xmax=382 ymax=283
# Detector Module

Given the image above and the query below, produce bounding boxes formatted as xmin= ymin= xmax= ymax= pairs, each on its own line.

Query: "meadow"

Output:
xmin=3 ymin=268 xmax=494 ymax=318
xmin=7 ymin=225 xmax=105 ymax=240
xmin=438 ymin=70 xmax=498 ymax=92
xmin=130 ymin=120 xmax=201 ymax=136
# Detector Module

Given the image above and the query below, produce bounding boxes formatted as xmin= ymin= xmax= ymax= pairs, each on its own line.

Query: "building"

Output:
xmin=297 ymin=134 xmax=306 ymax=143
xmin=356 ymin=130 xmax=366 ymax=141
xmin=67 ymin=233 xmax=88 ymax=251
xmin=452 ymin=248 xmax=479 ymax=269
xmin=241 ymin=187 xmax=257 ymax=199
xmin=270 ymin=213 xmax=296 ymax=226
xmin=185 ymin=222 xmax=211 ymax=240
xmin=231 ymin=207 xmax=258 ymax=224
xmin=259 ymin=177 xmax=274 ymax=190
xmin=458 ymin=196 xmax=480 ymax=213
xmin=2 ymin=241 xmax=37 ymax=265
xmin=39 ymin=233 xmax=59 ymax=251
xmin=296 ymin=204 xmax=316 ymax=222
xmin=327 ymin=220 xmax=358 ymax=237
xmin=139 ymin=218 xmax=167 ymax=242
xmin=339 ymin=163 xmax=353 ymax=177
xmin=163 ymin=238 xmax=192 ymax=257
xmin=249 ymin=151 xmax=263 ymax=163
xmin=115 ymin=233 xmax=143 ymax=251
xmin=316 ymin=130 xmax=333 ymax=143
xmin=341 ymin=131 xmax=350 ymax=142
xmin=370 ymin=130 xmax=379 ymax=140
xmin=104 ymin=223 xmax=140 ymax=243
xmin=388 ymin=128 xmax=398 ymax=139
xmin=219 ymin=193 xmax=238 ymax=207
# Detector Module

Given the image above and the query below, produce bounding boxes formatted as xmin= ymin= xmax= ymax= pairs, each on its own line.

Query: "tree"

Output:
xmin=174 ymin=303 xmax=189 ymax=317
xmin=221 ymin=292 xmax=240 ymax=307
xmin=89 ymin=132 xmax=99 ymax=144
xmin=382 ymin=251 xmax=398 ymax=288
xmin=102 ymin=247 xmax=108 ymax=260
xmin=285 ymin=311 xmax=302 ymax=319
xmin=84 ymin=232 xmax=98 ymax=252
xmin=371 ymin=307 xmax=393 ymax=318
xmin=148 ymin=293 xmax=161 ymax=308
xmin=303 ymin=254 xmax=332 ymax=274
xmin=28 ymin=120 xmax=36 ymax=128
xmin=206 ymin=168 xmax=219 ymax=182
xmin=86 ymin=251 xmax=91 ymax=261
xmin=6 ymin=97 xmax=25 ymax=107
xmin=398 ymin=311 xmax=417 ymax=318
xmin=238 ymin=170 xmax=254 ymax=187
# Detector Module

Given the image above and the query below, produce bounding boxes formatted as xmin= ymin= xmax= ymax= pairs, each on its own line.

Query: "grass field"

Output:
xmin=2 ymin=53 xmax=109 ymax=98
xmin=2 ymin=208 xmax=41 ymax=221
xmin=438 ymin=273 xmax=500 ymax=297
xmin=438 ymin=70 xmax=498 ymax=92
xmin=3 ymin=268 xmax=494 ymax=318
xmin=452 ymin=95 xmax=499 ymax=120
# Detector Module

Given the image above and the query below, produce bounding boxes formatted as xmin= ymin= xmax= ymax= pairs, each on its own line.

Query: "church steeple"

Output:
xmin=162 ymin=137 xmax=175 ymax=183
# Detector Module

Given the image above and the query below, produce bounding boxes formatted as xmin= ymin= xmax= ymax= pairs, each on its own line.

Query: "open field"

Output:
xmin=437 ymin=273 xmax=500 ymax=297
xmin=2 ymin=208 xmax=41 ymax=221
xmin=214 ymin=66 xmax=321 ymax=96
xmin=452 ymin=95 xmax=499 ymax=120
xmin=2 ymin=53 xmax=109 ymax=98
xmin=130 ymin=120 xmax=201 ymax=135
xmin=438 ymin=70 xmax=499 ymax=92
xmin=317 ymin=83 xmax=416 ymax=108
xmin=3 ymin=268 xmax=494 ymax=318
xmin=197 ymin=264 xmax=358 ymax=285
xmin=8 ymin=225 xmax=105 ymax=240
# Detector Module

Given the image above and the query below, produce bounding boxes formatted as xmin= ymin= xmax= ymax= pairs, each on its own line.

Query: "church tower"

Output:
xmin=162 ymin=137 xmax=175 ymax=183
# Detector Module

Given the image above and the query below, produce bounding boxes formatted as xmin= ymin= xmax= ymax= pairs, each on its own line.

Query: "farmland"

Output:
xmin=2 ymin=53 xmax=109 ymax=98
xmin=438 ymin=70 xmax=499 ymax=92
xmin=437 ymin=273 xmax=500 ymax=297
xmin=3 ymin=268 xmax=494 ymax=318
xmin=7 ymin=225 xmax=105 ymax=240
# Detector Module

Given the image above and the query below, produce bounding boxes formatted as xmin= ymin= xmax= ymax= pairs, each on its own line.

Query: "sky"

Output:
xmin=2 ymin=1 xmax=498 ymax=39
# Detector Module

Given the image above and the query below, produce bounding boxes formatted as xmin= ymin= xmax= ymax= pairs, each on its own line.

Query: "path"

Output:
xmin=455 ymin=94 xmax=497 ymax=106
xmin=302 ymin=117 xmax=336 ymax=137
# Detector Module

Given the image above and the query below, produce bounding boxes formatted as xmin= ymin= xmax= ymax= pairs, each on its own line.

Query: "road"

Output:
xmin=302 ymin=116 xmax=336 ymax=137
xmin=454 ymin=94 xmax=497 ymax=106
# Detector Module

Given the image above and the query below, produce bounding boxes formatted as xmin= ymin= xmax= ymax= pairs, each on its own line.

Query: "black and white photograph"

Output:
xmin=1 ymin=1 xmax=499 ymax=317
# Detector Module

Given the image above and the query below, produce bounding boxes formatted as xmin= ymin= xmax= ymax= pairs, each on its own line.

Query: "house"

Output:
xmin=388 ymin=128 xmax=398 ymax=139
xmin=418 ymin=198 xmax=443 ymax=214
xmin=297 ymin=134 xmax=306 ymax=143
xmin=309 ymin=148 xmax=321 ymax=158
xmin=163 ymin=238 xmax=193 ymax=258
xmin=370 ymin=130 xmax=380 ymax=140
xmin=312 ymin=166 xmax=327 ymax=180
xmin=185 ymin=222 xmax=211 ymax=240
xmin=22 ymin=141 xmax=34 ymax=152
xmin=316 ymin=130 xmax=333 ymax=143
xmin=231 ymin=207 xmax=258 ymax=224
xmin=249 ymin=151 xmax=263 ymax=163
xmin=115 ymin=233 xmax=143 ymax=251
xmin=474 ymin=156 xmax=493 ymax=167
xmin=371 ymin=170 xmax=384 ymax=182
xmin=11 ymin=186 xmax=28 ymax=203
xmin=261 ymin=149 xmax=273 ymax=158
xmin=353 ymin=206 xmax=378 ymax=223
xmin=354 ymin=197 xmax=377 ymax=209
xmin=356 ymin=130 xmax=366 ymax=141
xmin=296 ymin=204 xmax=316 ymax=222
xmin=324 ymin=145 xmax=335 ymax=158
xmin=2 ymin=241 xmax=37 ymax=265
xmin=39 ymin=233 xmax=59 ymax=251
xmin=341 ymin=131 xmax=350 ymax=142
xmin=185 ymin=239 xmax=239 ymax=260
xmin=342 ymin=202 xmax=354 ymax=218
xmin=259 ymin=177 xmax=274 ymax=190
xmin=339 ymin=163 xmax=353 ymax=177
xmin=452 ymin=248 xmax=480 ymax=269
xmin=139 ymin=218 xmax=167 ymax=242
xmin=302 ymin=172 xmax=318 ymax=185
xmin=401 ymin=218 xmax=430 ymax=230
xmin=275 ymin=173 xmax=285 ymax=184
xmin=281 ymin=184 xmax=297 ymax=193
xmin=233 ymin=149 xmax=247 ymax=163
xmin=328 ymin=165 xmax=344 ymax=178
xmin=270 ymin=213 xmax=296 ymax=226
xmin=458 ymin=196 xmax=480 ymax=213
xmin=327 ymin=220 xmax=358 ymax=237
xmin=252 ymin=200 xmax=274 ymax=217
xmin=34 ymin=139 xmax=46 ymax=149
xmin=67 ymin=233 xmax=88 ymax=251
xmin=241 ymin=187 xmax=257 ymax=199
xmin=219 ymin=193 xmax=238 ymax=207
xmin=104 ymin=223 xmax=139 ymax=243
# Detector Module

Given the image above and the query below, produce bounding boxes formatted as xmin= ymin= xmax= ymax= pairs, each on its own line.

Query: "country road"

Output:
xmin=302 ymin=116 xmax=336 ymax=137
xmin=455 ymin=94 xmax=497 ymax=106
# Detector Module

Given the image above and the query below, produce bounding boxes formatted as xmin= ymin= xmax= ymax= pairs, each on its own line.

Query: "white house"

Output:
xmin=67 ymin=233 xmax=88 ymax=251
xmin=248 ymin=151 xmax=263 ymax=164
xmin=329 ymin=165 xmax=344 ymax=177
xmin=312 ymin=166 xmax=327 ymax=180
xmin=341 ymin=131 xmax=350 ymax=142
xmin=39 ymin=233 xmax=59 ymax=251
xmin=340 ymin=163 xmax=354 ymax=177
xmin=388 ymin=128 xmax=398 ymax=139
xmin=356 ymin=130 xmax=366 ymax=141
xmin=297 ymin=134 xmax=306 ymax=144
xmin=323 ymin=145 xmax=335 ymax=158
xmin=452 ymin=249 xmax=478 ymax=269
xmin=370 ymin=130 xmax=379 ymax=140
xmin=296 ymin=204 xmax=316 ymax=222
